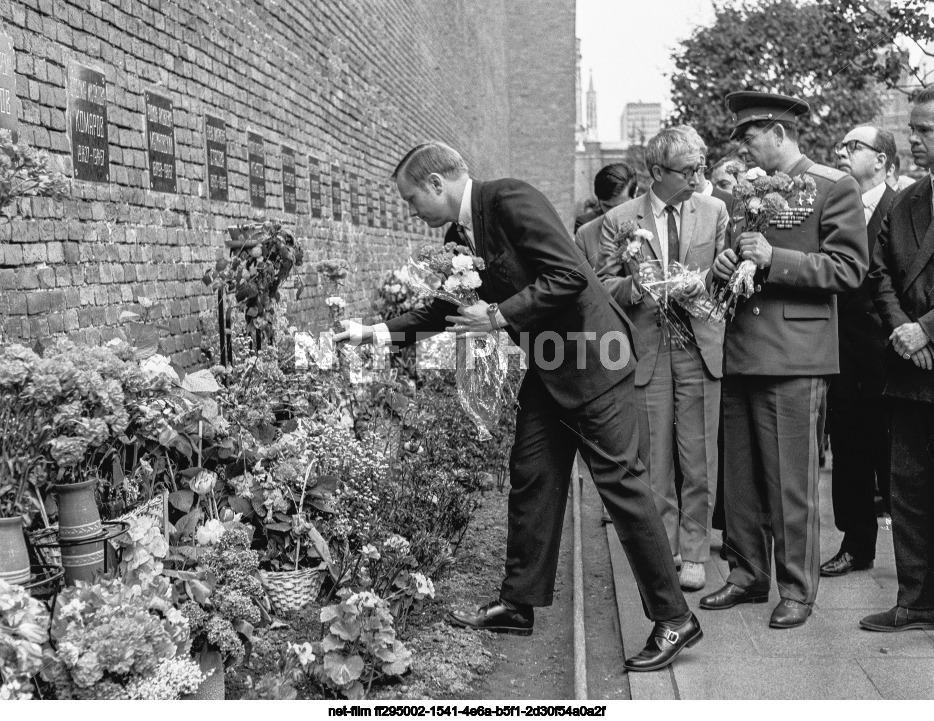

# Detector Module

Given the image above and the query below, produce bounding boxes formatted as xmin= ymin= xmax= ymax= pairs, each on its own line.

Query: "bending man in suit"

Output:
xmin=335 ymin=141 xmax=701 ymax=671
xmin=821 ymin=126 xmax=897 ymax=578
xmin=702 ymin=92 xmax=868 ymax=629
xmin=575 ymin=162 xmax=638 ymax=269
xmin=599 ymin=126 xmax=728 ymax=592
xmin=862 ymin=87 xmax=934 ymax=632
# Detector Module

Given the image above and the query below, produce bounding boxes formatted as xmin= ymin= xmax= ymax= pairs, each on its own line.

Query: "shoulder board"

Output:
xmin=806 ymin=164 xmax=847 ymax=183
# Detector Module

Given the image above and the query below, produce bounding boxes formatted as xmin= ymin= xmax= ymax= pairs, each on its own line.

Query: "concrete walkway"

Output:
xmin=608 ymin=467 xmax=934 ymax=700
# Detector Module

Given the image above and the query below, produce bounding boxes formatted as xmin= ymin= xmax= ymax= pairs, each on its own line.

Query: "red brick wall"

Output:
xmin=0 ymin=0 xmax=574 ymax=367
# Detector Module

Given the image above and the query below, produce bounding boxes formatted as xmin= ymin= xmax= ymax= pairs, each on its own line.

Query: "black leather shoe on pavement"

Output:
xmin=623 ymin=612 xmax=703 ymax=672
xmin=859 ymin=606 xmax=934 ymax=632
xmin=769 ymin=599 xmax=812 ymax=628
xmin=448 ymin=598 xmax=533 ymax=636
xmin=819 ymin=550 xmax=873 ymax=577
xmin=699 ymin=583 xmax=769 ymax=610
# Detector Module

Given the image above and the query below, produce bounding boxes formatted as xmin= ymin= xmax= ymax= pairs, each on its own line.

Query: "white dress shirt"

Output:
xmin=648 ymin=187 xmax=682 ymax=274
xmin=861 ymin=181 xmax=887 ymax=225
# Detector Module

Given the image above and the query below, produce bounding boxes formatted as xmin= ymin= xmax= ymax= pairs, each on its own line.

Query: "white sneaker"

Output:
xmin=679 ymin=561 xmax=705 ymax=591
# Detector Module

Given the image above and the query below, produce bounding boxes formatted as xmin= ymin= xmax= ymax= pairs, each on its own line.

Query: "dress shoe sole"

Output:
xmin=819 ymin=561 xmax=874 ymax=578
xmin=769 ymin=615 xmax=810 ymax=629
xmin=623 ymin=629 xmax=704 ymax=672
xmin=447 ymin=612 xmax=533 ymax=636
xmin=859 ymin=619 xmax=934 ymax=633
xmin=699 ymin=593 xmax=769 ymax=610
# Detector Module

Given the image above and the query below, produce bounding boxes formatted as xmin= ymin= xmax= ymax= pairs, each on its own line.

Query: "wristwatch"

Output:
xmin=486 ymin=303 xmax=500 ymax=330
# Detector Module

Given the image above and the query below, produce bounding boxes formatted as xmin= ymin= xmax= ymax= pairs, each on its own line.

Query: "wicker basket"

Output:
xmin=260 ymin=565 xmax=325 ymax=614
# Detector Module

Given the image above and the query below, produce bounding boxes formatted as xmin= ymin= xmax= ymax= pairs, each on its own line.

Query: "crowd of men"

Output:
xmin=337 ymin=87 xmax=934 ymax=674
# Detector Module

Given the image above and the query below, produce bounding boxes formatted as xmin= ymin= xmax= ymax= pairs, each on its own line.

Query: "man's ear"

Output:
xmin=649 ymin=165 xmax=662 ymax=183
xmin=427 ymin=173 xmax=444 ymax=194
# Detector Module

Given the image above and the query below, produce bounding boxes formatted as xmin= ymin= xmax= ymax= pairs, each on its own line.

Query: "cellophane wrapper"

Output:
xmin=640 ymin=261 xmax=724 ymax=324
xmin=405 ymin=257 xmax=507 ymax=441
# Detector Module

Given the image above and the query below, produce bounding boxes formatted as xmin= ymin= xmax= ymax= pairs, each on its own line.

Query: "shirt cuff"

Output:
xmin=372 ymin=323 xmax=393 ymax=346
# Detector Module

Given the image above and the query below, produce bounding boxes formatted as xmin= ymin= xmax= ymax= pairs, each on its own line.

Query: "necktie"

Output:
xmin=665 ymin=205 xmax=679 ymax=270
xmin=454 ymin=223 xmax=475 ymax=254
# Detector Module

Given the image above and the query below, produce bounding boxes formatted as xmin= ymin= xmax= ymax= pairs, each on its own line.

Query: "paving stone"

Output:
xmin=859 ymin=658 xmax=934 ymax=700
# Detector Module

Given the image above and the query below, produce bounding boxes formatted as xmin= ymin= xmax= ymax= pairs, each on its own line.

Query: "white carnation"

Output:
xmin=452 ymin=254 xmax=474 ymax=272
xmin=443 ymin=276 xmax=461 ymax=293
xmin=195 ymin=518 xmax=225 ymax=546
xmin=461 ymin=270 xmax=482 ymax=289
xmin=745 ymin=167 xmax=767 ymax=180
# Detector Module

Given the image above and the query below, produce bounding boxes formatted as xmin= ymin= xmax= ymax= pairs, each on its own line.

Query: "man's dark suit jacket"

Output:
xmin=869 ymin=177 xmax=934 ymax=403
xmin=838 ymin=184 xmax=895 ymax=398
xmin=384 ymin=178 xmax=637 ymax=409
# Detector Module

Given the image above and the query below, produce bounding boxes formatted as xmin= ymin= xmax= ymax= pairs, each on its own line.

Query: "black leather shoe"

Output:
xmin=819 ymin=550 xmax=874 ymax=577
xmin=448 ymin=598 xmax=533 ymax=636
xmin=859 ymin=606 xmax=934 ymax=632
xmin=623 ymin=612 xmax=703 ymax=672
xmin=699 ymin=583 xmax=769 ymax=610
xmin=769 ymin=599 xmax=811 ymax=628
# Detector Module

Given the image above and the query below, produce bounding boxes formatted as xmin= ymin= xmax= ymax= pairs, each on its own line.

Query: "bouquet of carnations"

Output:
xmin=613 ymin=222 xmax=720 ymax=348
xmin=710 ymin=168 xmax=817 ymax=320
xmin=405 ymin=242 xmax=507 ymax=441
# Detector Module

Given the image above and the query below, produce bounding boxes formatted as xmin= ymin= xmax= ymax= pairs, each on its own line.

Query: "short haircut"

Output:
xmin=644 ymin=127 xmax=701 ymax=173
xmin=673 ymin=125 xmax=708 ymax=155
xmin=392 ymin=141 xmax=469 ymax=186
xmin=873 ymin=128 xmax=897 ymax=171
xmin=914 ymin=85 xmax=934 ymax=105
xmin=746 ymin=118 xmax=799 ymax=143
xmin=594 ymin=163 xmax=637 ymax=201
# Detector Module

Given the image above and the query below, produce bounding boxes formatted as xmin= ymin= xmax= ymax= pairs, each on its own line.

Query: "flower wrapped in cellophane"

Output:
xmin=404 ymin=242 xmax=507 ymax=441
xmin=710 ymin=168 xmax=817 ymax=320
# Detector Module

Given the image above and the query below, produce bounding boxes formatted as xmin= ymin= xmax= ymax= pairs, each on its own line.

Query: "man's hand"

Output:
xmin=445 ymin=301 xmax=499 ymax=335
xmin=333 ymin=320 xmax=374 ymax=346
xmin=712 ymin=248 xmax=739 ymax=281
xmin=737 ymin=231 xmax=773 ymax=269
xmin=891 ymin=322 xmax=930 ymax=358
xmin=679 ymin=276 xmax=706 ymax=301
xmin=910 ymin=345 xmax=934 ymax=371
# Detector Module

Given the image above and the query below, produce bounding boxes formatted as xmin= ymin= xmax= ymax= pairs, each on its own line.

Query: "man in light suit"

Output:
xmin=575 ymin=163 xmax=638 ymax=269
xmin=599 ymin=126 xmax=728 ymax=592
xmin=821 ymin=125 xmax=897 ymax=578
xmin=702 ymin=92 xmax=868 ymax=628
xmin=336 ymin=141 xmax=701 ymax=671
xmin=862 ymin=86 xmax=934 ymax=632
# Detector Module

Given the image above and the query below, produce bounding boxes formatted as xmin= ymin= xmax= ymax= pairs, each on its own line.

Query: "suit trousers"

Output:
xmin=829 ymin=394 xmax=890 ymax=559
xmin=722 ymin=375 xmax=826 ymax=604
xmin=637 ymin=341 xmax=720 ymax=563
xmin=888 ymin=399 xmax=934 ymax=610
xmin=501 ymin=370 xmax=688 ymax=621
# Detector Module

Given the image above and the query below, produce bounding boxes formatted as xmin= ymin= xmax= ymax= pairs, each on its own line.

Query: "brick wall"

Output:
xmin=0 ymin=0 xmax=574 ymax=367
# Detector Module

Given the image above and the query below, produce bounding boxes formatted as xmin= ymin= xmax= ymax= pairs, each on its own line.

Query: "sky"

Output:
xmin=576 ymin=0 xmax=716 ymax=142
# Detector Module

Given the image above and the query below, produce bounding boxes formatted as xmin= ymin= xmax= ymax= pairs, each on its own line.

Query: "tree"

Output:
xmin=668 ymin=0 xmax=887 ymax=163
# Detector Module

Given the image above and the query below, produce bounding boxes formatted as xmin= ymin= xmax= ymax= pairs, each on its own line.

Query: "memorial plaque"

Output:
xmin=281 ymin=145 xmax=296 ymax=214
xmin=204 ymin=114 xmax=228 ymax=201
xmin=330 ymin=163 xmax=342 ymax=221
xmin=67 ymin=63 xmax=109 ymax=183
xmin=379 ymin=185 xmax=387 ymax=229
xmin=0 ymin=32 xmax=18 ymax=140
xmin=308 ymin=155 xmax=323 ymax=218
xmin=349 ymin=174 xmax=360 ymax=225
xmin=247 ymin=131 xmax=266 ymax=209
xmin=144 ymin=91 xmax=176 ymax=192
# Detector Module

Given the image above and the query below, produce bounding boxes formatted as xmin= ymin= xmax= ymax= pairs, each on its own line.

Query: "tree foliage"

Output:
xmin=668 ymin=0 xmax=888 ymax=163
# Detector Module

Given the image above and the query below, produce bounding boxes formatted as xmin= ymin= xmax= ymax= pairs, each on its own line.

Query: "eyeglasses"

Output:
xmin=833 ymin=139 xmax=882 ymax=154
xmin=659 ymin=164 xmax=706 ymax=181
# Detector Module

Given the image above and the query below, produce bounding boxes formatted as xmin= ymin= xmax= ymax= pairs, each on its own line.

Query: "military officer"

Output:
xmin=700 ymin=92 xmax=869 ymax=628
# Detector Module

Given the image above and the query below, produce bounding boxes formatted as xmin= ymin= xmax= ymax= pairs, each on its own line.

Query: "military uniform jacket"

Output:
xmin=723 ymin=156 xmax=868 ymax=377
xmin=869 ymin=177 xmax=934 ymax=403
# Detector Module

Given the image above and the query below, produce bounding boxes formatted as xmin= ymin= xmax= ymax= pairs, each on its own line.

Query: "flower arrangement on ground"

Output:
xmin=0 ymin=128 xmax=69 ymax=220
xmin=41 ymin=575 xmax=202 ymax=699
xmin=0 ymin=578 xmax=51 ymax=700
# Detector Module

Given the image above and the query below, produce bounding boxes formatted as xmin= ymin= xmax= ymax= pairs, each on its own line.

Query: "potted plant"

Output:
xmin=40 ymin=575 xmax=203 ymax=699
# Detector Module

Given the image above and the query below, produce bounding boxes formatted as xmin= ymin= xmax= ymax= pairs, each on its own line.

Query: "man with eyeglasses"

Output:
xmin=863 ymin=85 xmax=934 ymax=633
xmin=598 ymin=126 xmax=728 ymax=593
xmin=820 ymin=127 xmax=897 ymax=581
xmin=703 ymin=92 xmax=868 ymax=629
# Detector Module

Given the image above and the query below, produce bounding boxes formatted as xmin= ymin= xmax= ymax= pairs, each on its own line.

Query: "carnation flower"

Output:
xmin=325 ymin=296 xmax=346 ymax=310
xmin=443 ymin=275 xmax=461 ymax=294
xmin=189 ymin=469 xmax=218 ymax=495
xmin=196 ymin=519 xmax=226 ymax=546
xmin=745 ymin=167 xmax=767 ymax=180
xmin=634 ymin=229 xmax=654 ymax=242
xmin=361 ymin=544 xmax=380 ymax=560
xmin=452 ymin=254 xmax=474 ymax=272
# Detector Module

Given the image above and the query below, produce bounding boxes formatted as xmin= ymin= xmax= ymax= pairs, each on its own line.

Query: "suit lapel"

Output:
xmin=637 ymin=195 xmax=663 ymax=261
xmin=679 ymin=196 xmax=697 ymax=263
xmin=866 ymin=185 xmax=895 ymax=256
xmin=904 ymin=181 xmax=934 ymax=290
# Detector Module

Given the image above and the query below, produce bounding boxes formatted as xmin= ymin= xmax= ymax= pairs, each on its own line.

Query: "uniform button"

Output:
xmin=782 ymin=269 xmax=789 ymax=275
xmin=752 ymin=307 xmax=760 ymax=315
xmin=755 ymin=284 xmax=762 ymax=292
